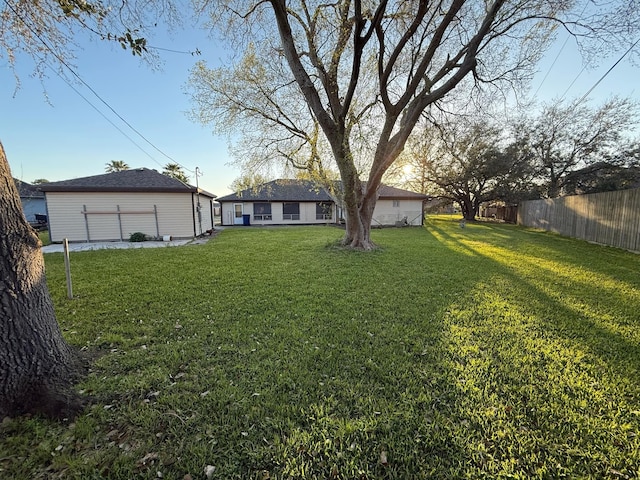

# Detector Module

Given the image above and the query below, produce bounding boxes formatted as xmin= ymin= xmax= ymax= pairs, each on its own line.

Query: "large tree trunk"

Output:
xmin=0 ymin=142 xmax=84 ymax=419
xmin=335 ymin=147 xmax=378 ymax=250
xmin=460 ymin=196 xmax=476 ymax=221
xmin=343 ymin=193 xmax=376 ymax=250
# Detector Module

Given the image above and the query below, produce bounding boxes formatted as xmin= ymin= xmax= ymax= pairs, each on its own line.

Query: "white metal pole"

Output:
xmin=63 ymin=238 xmax=73 ymax=299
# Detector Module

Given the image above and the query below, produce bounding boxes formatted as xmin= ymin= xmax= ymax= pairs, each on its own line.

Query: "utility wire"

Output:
xmin=40 ymin=54 xmax=171 ymax=165
xmin=3 ymin=0 xmax=196 ymax=175
xmin=576 ymin=37 xmax=640 ymax=105
xmin=533 ymin=35 xmax=572 ymax=97
xmin=559 ymin=64 xmax=587 ymax=101
xmin=147 ymin=45 xmax=201 ymax=56
xmin=534 ymin=2 xmax=589 ymax=99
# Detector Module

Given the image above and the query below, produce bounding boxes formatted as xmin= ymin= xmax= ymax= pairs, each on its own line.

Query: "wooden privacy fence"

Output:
xmin=518 ymin=188 xmax=640 ymax=252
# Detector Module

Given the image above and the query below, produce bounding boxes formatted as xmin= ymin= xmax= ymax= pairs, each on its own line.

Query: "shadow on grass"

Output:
xmin=423 ymin=219 xmax=640 ymax=477
xmin=428 ymin=219 xmax=640 ymax=374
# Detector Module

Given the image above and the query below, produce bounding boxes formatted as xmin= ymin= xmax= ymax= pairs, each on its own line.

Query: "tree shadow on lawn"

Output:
xmin=424 ymin=220 xmax=640 ymax=477
xmin=428 ymin=220 xmax=640 ymax=372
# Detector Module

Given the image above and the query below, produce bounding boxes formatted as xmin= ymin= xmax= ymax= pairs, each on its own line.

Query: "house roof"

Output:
xmin=217 ymin=179 xmax=334 ymax=202
xmin=13 ymin=179 xmax=45 ymax=199
xmin=377 ymin=184 xmax=429 ymax=200
xmin=39 ymin=168 xmax=216 ymax=198
xmin=217 ymin=179 xmax=428 ymax=202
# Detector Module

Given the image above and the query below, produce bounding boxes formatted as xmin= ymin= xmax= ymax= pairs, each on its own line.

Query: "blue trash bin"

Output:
xmin=242 ymin=214 xmax=251 ymax=226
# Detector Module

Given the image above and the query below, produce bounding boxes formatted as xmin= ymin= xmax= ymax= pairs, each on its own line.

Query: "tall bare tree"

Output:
xmin=190 ymin=0 xmax=639 ymax=249
xmin=0 ymin=143 xmax=87 ymax=418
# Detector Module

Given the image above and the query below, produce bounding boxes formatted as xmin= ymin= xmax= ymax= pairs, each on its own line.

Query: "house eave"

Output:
xmin=42 ymin=186 xmax=216 ymax=198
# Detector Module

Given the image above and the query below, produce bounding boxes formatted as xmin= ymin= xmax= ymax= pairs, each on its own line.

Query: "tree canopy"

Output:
xmin=105 ymin=160 xmax=130 ymax=172
xmin=522 ymin=97 xmax=640 ymax=198
xmin=399 ymin=95 xmax=639 ymax=218
xmin=162 ymin=162 xmax=190 ymax=183
xmin=406 ymin=119 xmax=537 ymax=220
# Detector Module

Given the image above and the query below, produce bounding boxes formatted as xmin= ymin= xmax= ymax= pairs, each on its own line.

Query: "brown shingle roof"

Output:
xmin=217 ymin=179 xmax=427 ymax=202
xmin=40 ymin=168 xmax=216 ymax=198
xmin=13 ymin=179 xmax=44 ymax=198
xmin=217 ymin=179 xmax=334 ymax=202
xmin=377 ymin=184 xmax=429 ymax=200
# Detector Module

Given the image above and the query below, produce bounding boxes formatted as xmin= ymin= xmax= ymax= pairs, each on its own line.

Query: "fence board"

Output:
xmin=518 ymin=188 xmax=640 ymax=252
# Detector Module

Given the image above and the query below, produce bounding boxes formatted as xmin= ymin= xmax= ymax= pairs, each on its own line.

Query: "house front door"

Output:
xmin=233 ymin=204 xmax=244 ymax=225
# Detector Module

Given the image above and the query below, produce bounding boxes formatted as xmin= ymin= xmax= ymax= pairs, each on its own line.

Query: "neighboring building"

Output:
xmin=13 ymin=178 xmax=47 ymax=225
xmin=217 ymin=179 xmax=428 ymax=227
xmin=40 ymin=168 xmax=216 ymax=242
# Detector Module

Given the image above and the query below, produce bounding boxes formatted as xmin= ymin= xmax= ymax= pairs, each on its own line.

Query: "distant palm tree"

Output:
xmin=162 ymin=163 xmax=189 ymax=183
xmin=105 ymin=160 xmax=130 ymax=173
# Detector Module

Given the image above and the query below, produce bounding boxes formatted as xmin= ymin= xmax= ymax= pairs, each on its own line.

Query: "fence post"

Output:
xmin=63 ymin=238 xmax=73 ymax=299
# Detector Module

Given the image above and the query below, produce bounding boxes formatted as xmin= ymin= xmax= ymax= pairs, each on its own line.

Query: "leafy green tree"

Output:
xmin=523 ymin=97 xmax=639 ymax=198
xmin=190 ymin=0 xmax=639 ymax=249
xmin=229 ymin=173 xmax=271 ymax=193
xmin=417 ymin=121 xmax=535 ymax=220
xmin=562 ymin=144 xmax=640 ymax=195
xmin=162 ymin=162 xmax=190 ymax=184
xmin=105 ymin=160 xmax=130 ymax=172
xmin=31 ymin=178 xmax=50 ymax=184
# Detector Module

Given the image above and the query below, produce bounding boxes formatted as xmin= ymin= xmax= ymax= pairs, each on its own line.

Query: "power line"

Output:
xmin=559 ymin=64 xmax=587 ymax=101
xmin=576 ymin=37 xmax=640 ymax=105
xmin=3 ymin=0 xmax=196 ymax=175
xmin=147 ymin=45 xmax=201 ymax=56
xmin=534 ymin=2 xmax=589 ymax=99
xmin=533 ymin=35 xmax=571 ymax=97
xmin=40 ymin=55 xmax=170 ymax=166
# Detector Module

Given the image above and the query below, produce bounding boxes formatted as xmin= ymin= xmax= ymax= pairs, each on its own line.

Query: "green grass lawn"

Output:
xmin=38 ymin=229 xmax=50 ymax=246
xmin=2 ymin=218 xmax=639 ymax=479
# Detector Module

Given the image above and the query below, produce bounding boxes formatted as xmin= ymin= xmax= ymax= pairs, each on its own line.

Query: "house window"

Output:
xmin=283 ymin=202 xmax=300 ymax=220
xmin=316 ymin=202 xmax=332 ymax=220
xmin=253 ymin=202 xmax=272 ymax=220
xmin=392 ymin=200 xmax=400 ymax=207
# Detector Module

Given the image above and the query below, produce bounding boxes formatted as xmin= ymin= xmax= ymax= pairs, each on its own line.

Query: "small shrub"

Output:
xmin=128 ymin=232 xmax=148 ymax=242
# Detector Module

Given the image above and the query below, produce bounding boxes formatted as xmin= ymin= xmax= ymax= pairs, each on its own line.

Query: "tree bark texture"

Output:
xmin=0 ymin=142 xmax=83 ymax=418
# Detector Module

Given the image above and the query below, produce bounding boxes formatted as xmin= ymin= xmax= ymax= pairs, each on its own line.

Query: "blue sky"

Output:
xmin=1 ymin=21 xmax=638 ymax=197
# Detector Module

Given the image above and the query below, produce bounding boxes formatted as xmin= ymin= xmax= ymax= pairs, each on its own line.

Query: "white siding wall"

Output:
xmin=221 ymin=202 xmax=240 ymax=226
xmin=373 ymin=199 xmax=424 ymax=226
xmin=46 ymin=192 xmax=200 ymax=242
xmin=220 ymin=201 xmax=336 ymax=225
xmin=193 ymin=196 xmax=214 ymax=235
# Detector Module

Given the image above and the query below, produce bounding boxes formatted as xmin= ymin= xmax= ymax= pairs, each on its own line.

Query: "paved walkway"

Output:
xmin=42 ymin=237 xmax=211 ymax=253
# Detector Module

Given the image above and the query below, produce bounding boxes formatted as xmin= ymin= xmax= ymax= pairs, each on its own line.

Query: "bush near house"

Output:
xmin=2 ymin=219 xmax=639 ymax=479
xmin=129 ymin=232 xmax=148 ymax=242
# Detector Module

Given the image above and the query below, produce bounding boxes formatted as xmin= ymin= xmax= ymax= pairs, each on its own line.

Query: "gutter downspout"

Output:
xmin=191 ymin=193 xmax=197 ymax=238
xmin=210 ymin=199 xmax=214 ymax=230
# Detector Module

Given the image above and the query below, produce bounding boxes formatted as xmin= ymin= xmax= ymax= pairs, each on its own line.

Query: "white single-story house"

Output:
xmin=40 ymin=168 xmax=216 ymax=242
xmin=217 ymin=179 xmax=428 ymax=227
xmin=14 ymin=178 xmax=47 ymax=226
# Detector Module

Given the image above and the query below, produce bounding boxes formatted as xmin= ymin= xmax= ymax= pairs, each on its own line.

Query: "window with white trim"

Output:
xmin=316 ymin=202 xmax=332 ymax=220
xmin=253 ymin=202 xmax=272 ymax=220
xmin=283 ymin=202 xmax=300 ymax=220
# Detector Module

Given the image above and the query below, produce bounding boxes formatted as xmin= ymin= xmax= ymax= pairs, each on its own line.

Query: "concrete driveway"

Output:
xmin=41 ymin=237 xmax=209 ymax=253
